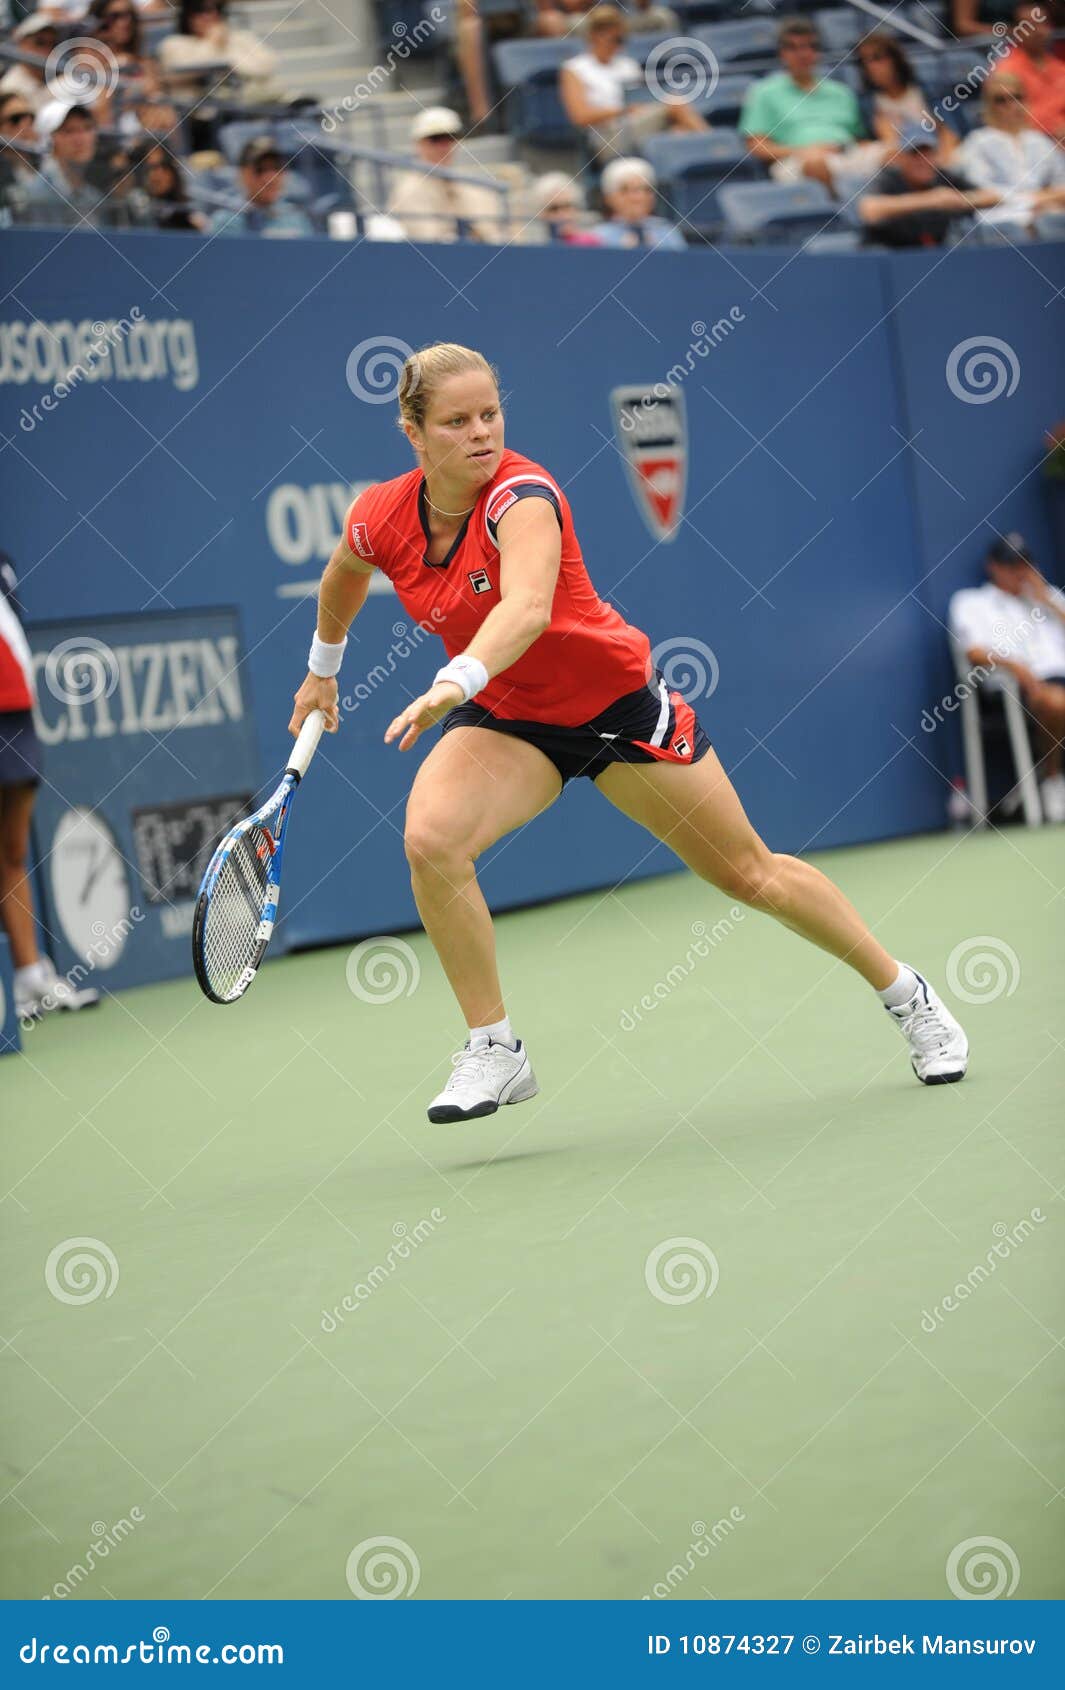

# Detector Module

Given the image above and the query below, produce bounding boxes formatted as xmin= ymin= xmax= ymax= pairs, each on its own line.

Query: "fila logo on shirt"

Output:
xmin=468 ymin=569 xmax=493 ymax=595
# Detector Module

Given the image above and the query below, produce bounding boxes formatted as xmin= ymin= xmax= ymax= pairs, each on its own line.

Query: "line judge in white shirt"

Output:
xmin=948 ymin=531 xmax=1065 ymax=821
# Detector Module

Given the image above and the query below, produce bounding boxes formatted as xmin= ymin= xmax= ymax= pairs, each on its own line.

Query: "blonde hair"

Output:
xmin=983 ymin=72 xmax=1025 ymax=116
xmin=397 ymin=342 xmax=500 ymax=433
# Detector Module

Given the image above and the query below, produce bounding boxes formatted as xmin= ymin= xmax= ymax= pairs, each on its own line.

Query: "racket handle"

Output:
xmin=287 ymin=708 xmax=325 ymax=781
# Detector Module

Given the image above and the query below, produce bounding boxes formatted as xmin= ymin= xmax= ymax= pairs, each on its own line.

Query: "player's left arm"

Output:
xmin=384 ymin=496 xmax=561 ymax=751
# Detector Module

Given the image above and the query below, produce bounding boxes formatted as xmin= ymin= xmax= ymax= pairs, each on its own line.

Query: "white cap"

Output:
xmin=601 ymin=157 xmax=656 ymax=197
xmin=13 ymin=13 xmax=57 ymax=38
xmin=36 ymin=99 xmax=93 ymax=139
xmin=410 ymin=106 xmax=462 ymax=142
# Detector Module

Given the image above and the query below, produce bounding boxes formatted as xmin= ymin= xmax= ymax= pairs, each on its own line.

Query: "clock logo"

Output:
xmin=50 ymin=808 xmax=132 ymax=966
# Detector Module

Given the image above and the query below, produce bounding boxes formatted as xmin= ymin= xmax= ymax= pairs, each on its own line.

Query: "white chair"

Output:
xmin=952 ymin=638 xmax=1043 ymax=826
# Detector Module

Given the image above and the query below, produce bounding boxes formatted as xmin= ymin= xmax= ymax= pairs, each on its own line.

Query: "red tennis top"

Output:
xmin=344 ymin=448 xmax=652 ymax=726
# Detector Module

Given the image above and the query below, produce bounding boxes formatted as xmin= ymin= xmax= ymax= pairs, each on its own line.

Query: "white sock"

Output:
xmin=469 ymin=1015 xmax=516 ymax=1050
xmin=14 ymin=961 xmax=48 ymax=993
xmin=877 ymin=962 xmax=920 ymax=1008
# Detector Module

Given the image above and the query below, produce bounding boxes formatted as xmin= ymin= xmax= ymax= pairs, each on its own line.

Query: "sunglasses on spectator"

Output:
xmin=102 ymin=8 xmax=135 ymax=20
xmin=1 ymin=110 xmax=35 ymax=125
xmin=249 ymin=157 xmax=283 ymax=172
xmin=987 ymin=92 xmax=1016 ymax=105
xmin=545 ymin=201 xmax=576 ymax=214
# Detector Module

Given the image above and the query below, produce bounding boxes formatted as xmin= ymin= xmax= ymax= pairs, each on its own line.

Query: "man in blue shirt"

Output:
xmin=209 ymin=136 xmax=314 ymax=239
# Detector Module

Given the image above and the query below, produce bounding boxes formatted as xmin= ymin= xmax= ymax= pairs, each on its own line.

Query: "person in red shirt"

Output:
xmin=1000 ymin=2 xmax=1065 ymax=142
xmin=290 ymin=343 xmax=968 ymax=1120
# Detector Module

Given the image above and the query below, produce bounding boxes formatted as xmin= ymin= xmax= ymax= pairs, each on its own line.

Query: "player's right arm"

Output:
xmin=289 ymin=530 xmax=376 ymax=737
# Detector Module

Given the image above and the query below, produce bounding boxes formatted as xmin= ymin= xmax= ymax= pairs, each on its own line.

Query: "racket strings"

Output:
xmin=201 ymin=824 xmax=273 ymax=1000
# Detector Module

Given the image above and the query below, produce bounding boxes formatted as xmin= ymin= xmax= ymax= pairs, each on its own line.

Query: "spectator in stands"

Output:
xmin=0 ymin=15 xmax=60 ymax=117
xmin=208 ymin=135 xmax=314 ymax=237
xmin=453 ymin=0 xmax=492 ymax=129
xmin=16 ymin=100 xmax=108 ymax=226
xmin=88 ymin=0 xmax=163 ymax=109
xmin=535 ymin=0 xmax=595 ymax=38
xmin=592 ymin=155 xmax=685 ymax=249
xmin=948 ymin=531 xmax=1065 ymax=821
xmin=387 ymin=106 xmax=505 ymax=244
xmin=528 ymin=170 xmax=602 ymax=243
xmin=0 ymin=93 xmax=41 ymax=209
xmin=999 ymin=2 xmax=1065 ymax=142
xmin=956 ymin=73 xmax=1065 ymax=231
xmin=951 ymin=0 xmax=1024 ymax=36
xmin=0 ymin=552 xmax=101 ymax=1021
xmin=40 ymin=1 xmax=170 ymax=17
xmin=628 ymin=0 xmax=681 ymax=28
xmin=858 ymin=121 xmax=999 ymax=246
xmin=854 ymin=32 xmax=956 ymax=159
xmin=741 ymin=19 xmax=878 ymax=196
xmin=160 ymin=1 xmax=281 ymax=103
xmin=128 ymin=138 xmax=207 ymax=230
xmin=560 ymin=5 xmax=706 ymax=166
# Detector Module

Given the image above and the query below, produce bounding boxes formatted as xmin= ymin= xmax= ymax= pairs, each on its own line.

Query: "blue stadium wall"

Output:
xmin=1 ymin=230 xmax=1062 ymax=953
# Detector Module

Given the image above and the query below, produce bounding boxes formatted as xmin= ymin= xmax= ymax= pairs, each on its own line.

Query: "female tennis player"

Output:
xmin=290 ymin=343 xmax=968 ymax=1122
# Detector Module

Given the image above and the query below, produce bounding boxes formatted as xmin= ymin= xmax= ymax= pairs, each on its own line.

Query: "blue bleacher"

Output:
xmin=692 ymin=19 xmax=780 ymax=67
xmin=718 ymin=178 xmax=842 ymax=242
xmin=641 ymin=129 xmax=764 ymax=230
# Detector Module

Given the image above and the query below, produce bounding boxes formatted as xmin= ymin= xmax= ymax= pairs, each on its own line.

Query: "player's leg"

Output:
xmin=404 ymin=726 xmax=563 ymax=1120
xmin=594 ymin=748 xmax=968 ymax=1082
xmin=0 ymin=781 xmax=40 ymax=971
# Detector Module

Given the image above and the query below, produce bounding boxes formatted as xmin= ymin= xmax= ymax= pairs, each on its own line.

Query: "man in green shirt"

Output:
xmin=740 ymin=18 xmax=872 ymax=193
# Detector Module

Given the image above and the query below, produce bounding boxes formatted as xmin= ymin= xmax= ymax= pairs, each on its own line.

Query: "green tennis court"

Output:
xmin=3 ymin=828 xmax=1062 ymax=1602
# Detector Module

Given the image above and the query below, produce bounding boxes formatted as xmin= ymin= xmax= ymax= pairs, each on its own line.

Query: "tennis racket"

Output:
xmin=192 ymin=709 xmax=325 ymax=1004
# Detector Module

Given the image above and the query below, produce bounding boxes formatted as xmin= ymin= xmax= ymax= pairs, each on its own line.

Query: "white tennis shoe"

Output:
xmin=885 ymin=969 xmax=968 ymax=1085
xmin=15 ymin=958 xmax=101 ymax=1021
xmin=427 ymin=1035 xmax=539 ymax=1123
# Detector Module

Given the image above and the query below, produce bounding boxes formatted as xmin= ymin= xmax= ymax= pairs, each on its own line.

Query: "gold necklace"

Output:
xmin=425 ymin=488 xmax=475 ymax=519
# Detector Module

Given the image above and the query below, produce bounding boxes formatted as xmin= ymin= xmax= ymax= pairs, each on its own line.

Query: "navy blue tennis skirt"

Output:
xmin=0 ymin=710 xmax=43 ymax=787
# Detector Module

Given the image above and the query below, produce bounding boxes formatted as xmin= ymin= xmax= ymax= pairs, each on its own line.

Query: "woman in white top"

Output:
xmin=957 ymin=73 xmax=1065 ymax=230
xmin=559 ymin=4 xmax=706 ymax=163
xmin=160 ymin=0 xmax=281 ymax=103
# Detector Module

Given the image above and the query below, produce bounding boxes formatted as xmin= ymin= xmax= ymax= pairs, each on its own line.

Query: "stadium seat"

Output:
xmin=696 ymin=73 xmax=756 ymax=128
xmin=640 ymin=130 xmax=763 ymax=231
xmin=492 ymin=39 xmax=580 ymax=147
xmin=718 ymin=178 xmax=839 ymax=241
xmin=693 ymin=19 xmax=780 ymax=67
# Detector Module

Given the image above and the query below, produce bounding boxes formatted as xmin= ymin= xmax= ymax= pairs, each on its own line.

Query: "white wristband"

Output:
xmin=309 ymin=632 xmax=347 ymax=678
xmin=434 ymin=653 xmax=489 ymax=703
